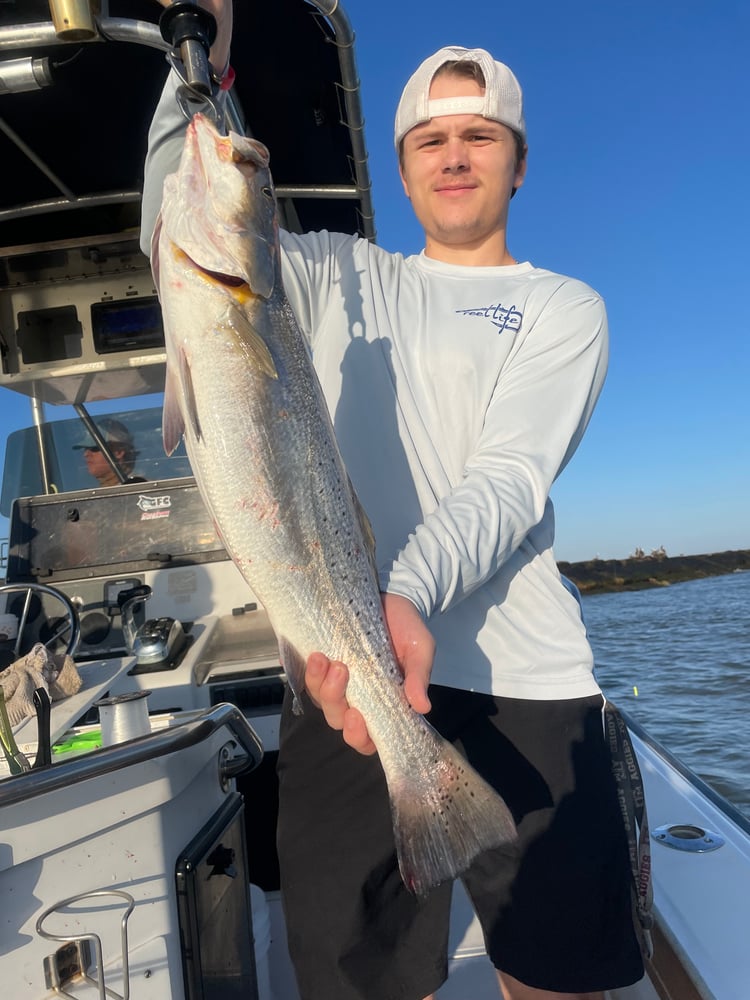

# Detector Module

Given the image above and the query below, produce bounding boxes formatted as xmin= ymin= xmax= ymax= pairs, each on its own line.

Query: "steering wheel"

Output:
xmin=0 ymin=583 xmax=81 ymax=660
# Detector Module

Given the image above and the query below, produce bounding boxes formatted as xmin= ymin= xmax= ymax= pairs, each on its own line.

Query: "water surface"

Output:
xmin=583 ymin=571 xmax=750 ymax=817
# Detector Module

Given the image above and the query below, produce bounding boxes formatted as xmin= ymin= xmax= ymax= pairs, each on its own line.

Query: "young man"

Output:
xmin=72 ymin=417 xmax=142 ymax=487
xmin=142 ymin=7 xmax=646 ymax=999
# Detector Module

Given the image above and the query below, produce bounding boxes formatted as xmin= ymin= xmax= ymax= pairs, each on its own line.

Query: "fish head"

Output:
xmin=160 ymin=113 xmax=278 ymax=299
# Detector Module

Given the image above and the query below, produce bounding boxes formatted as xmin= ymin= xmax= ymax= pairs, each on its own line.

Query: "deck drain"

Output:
xmin=652 ymin=823 xmax=724 ymax=853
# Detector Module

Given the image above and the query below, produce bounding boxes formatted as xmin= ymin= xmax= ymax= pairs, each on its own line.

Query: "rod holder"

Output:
xmin=48 ymin=0 xmax=97 ymax=42
xmin=37 ymin=889 xmax=135 ymax=1000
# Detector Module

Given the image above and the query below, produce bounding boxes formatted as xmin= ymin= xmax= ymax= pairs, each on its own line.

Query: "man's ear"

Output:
xmin=514 ymin=145 xmax=529 ymax=190
xmin=398 ymin=160 xmax=411 ymax=200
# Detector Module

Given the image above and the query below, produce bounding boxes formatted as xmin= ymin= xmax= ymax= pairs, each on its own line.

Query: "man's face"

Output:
xmin=399 ymin=72 xmax=526 ymax=261
xmin=83 ymin=444 xmax=124 ymax=484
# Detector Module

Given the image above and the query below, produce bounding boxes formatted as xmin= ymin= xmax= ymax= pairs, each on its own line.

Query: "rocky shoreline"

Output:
xmin=558 ymin=548 xmax=750 ymax=596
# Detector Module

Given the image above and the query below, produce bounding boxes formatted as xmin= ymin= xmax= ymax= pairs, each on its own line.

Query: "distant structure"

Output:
xmin=630 ymin=545 xmax=667 ymax=560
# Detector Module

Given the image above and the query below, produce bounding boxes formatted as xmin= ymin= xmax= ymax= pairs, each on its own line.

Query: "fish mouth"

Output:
xmin=181 ymin=249 xmax=246 ymax=288
xmin=200 ymin=266 xmax=246 ymax=287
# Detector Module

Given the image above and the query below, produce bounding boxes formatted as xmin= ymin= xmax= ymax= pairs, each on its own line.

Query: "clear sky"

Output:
xmin=0 ymin=0 xmax=748 ymax=563
xmin=341 ymin=0 xmax=750 ymax=561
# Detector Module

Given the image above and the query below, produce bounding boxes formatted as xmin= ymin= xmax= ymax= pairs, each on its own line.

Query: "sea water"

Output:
xmin=583 ymin=570 xmax=750 ymax=818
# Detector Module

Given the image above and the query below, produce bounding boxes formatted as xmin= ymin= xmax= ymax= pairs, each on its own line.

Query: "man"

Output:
xmin=142 ymin=6 xmax=646 ymax=999
xmin=73 ymin=417 xmax=144 ymax=487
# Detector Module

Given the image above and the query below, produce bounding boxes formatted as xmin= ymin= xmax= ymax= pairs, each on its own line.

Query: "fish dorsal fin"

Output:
xmin=220 ymin=303 xmax=279 ymax=380
xmin=277 ymin=636 xmax=306 ymax=715
xmin=162 ymin=366 xmax=187 ymax=456
xmin=349 ymin=476 xmax=379 ymax=581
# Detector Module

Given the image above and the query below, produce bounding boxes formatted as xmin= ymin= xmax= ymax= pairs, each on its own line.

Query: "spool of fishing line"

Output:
xmin=95 ymin=691 xmax=152 ymax=745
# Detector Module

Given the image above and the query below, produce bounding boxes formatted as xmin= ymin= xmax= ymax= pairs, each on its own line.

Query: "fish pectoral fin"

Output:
xmin=221 ymin=306 xmax=279 ymax=380
xmin=162 ymin=367 xmax=186 ymax=455
xmin=278 ymin=636 xmax=306 ymax=715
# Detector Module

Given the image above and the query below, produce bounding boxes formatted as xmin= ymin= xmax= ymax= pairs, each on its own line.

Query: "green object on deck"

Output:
xmin=52 ymin=730 xmax=102 ymax=755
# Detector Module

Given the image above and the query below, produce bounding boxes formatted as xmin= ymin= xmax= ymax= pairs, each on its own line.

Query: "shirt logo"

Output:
xmin=456 ymin=303 xmax=523 ymax=334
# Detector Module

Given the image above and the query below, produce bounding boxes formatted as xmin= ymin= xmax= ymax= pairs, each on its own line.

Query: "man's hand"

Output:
xmin=155 ymin=0 xmax=233 ymax=73
xmin=382 ymin=592 xmax=434 ymax=715
xmin=306 ymin=653 xmax=377 ymax=755
xmin=304 ymin=594 xmax=435 ymax=756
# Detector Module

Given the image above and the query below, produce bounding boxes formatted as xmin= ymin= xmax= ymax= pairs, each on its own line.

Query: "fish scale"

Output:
xmin=152 ymin=112 xmax=517 ymax=895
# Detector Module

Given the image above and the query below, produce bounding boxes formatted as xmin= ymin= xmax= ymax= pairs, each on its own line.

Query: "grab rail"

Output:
xmin=0 ymin=702 xmax=263 ymax=808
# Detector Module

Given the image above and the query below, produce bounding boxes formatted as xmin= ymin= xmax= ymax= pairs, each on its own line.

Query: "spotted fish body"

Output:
xmin=152 ymin=113 xmax=516 ymax=895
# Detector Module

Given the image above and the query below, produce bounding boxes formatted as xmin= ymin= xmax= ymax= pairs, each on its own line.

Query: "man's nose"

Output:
xmin=440 ymin=138 xmax=469 ymax=171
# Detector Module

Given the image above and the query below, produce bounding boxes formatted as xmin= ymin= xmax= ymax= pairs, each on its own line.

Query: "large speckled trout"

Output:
xmin=152 ymin=113 xmax=516 ymax=895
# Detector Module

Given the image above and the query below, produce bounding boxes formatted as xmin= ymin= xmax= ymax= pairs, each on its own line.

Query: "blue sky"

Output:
xmin=1 ymin=0 xmax=748 ymax=562
xmin=341 ymin=0 xmax=750 ymax=561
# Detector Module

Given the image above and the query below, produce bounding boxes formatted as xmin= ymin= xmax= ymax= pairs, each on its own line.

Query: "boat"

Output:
xmin=1 ymin=3 xmax=748 ymax=998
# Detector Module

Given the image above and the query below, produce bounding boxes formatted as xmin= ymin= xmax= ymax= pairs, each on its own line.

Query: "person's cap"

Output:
xmin=72 ymin=417 xmax=134 ymax=450
xmin=394 ymin=46 xmax=525 ymax=150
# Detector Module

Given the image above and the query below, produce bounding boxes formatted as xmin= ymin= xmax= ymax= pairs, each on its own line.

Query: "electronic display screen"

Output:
xmin=91 ymin=297 xmax=165 ymax=354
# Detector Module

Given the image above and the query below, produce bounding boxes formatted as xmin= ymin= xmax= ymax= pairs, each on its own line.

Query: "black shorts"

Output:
xmin=276 ymin=685 xmax=644 ymax=1000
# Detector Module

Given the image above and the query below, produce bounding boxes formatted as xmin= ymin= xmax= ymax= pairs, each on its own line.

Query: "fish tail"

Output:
xmin=388 ymin=734 xmax=517 ymax=897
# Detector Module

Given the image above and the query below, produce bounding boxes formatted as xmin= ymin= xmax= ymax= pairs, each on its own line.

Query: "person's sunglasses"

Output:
xmin=83 ymin=445 xmax=102 ymax=452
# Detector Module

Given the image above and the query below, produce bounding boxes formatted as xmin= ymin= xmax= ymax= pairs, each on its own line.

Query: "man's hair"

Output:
xmin=101 ymin=418 xmax=137 ymax=476
xmin=111 ymin=442 xmax=136 ymax=477
xmin=398 ymin=60 xmax=527 ymax=178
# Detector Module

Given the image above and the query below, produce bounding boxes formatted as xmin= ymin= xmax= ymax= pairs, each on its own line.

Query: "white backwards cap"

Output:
xmin=394 ymin=45 xmax=526 ymax=150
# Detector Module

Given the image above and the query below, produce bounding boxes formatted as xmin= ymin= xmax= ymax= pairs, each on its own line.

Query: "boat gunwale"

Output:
xmin=623 ymin=708 xmax=750 ymax=838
